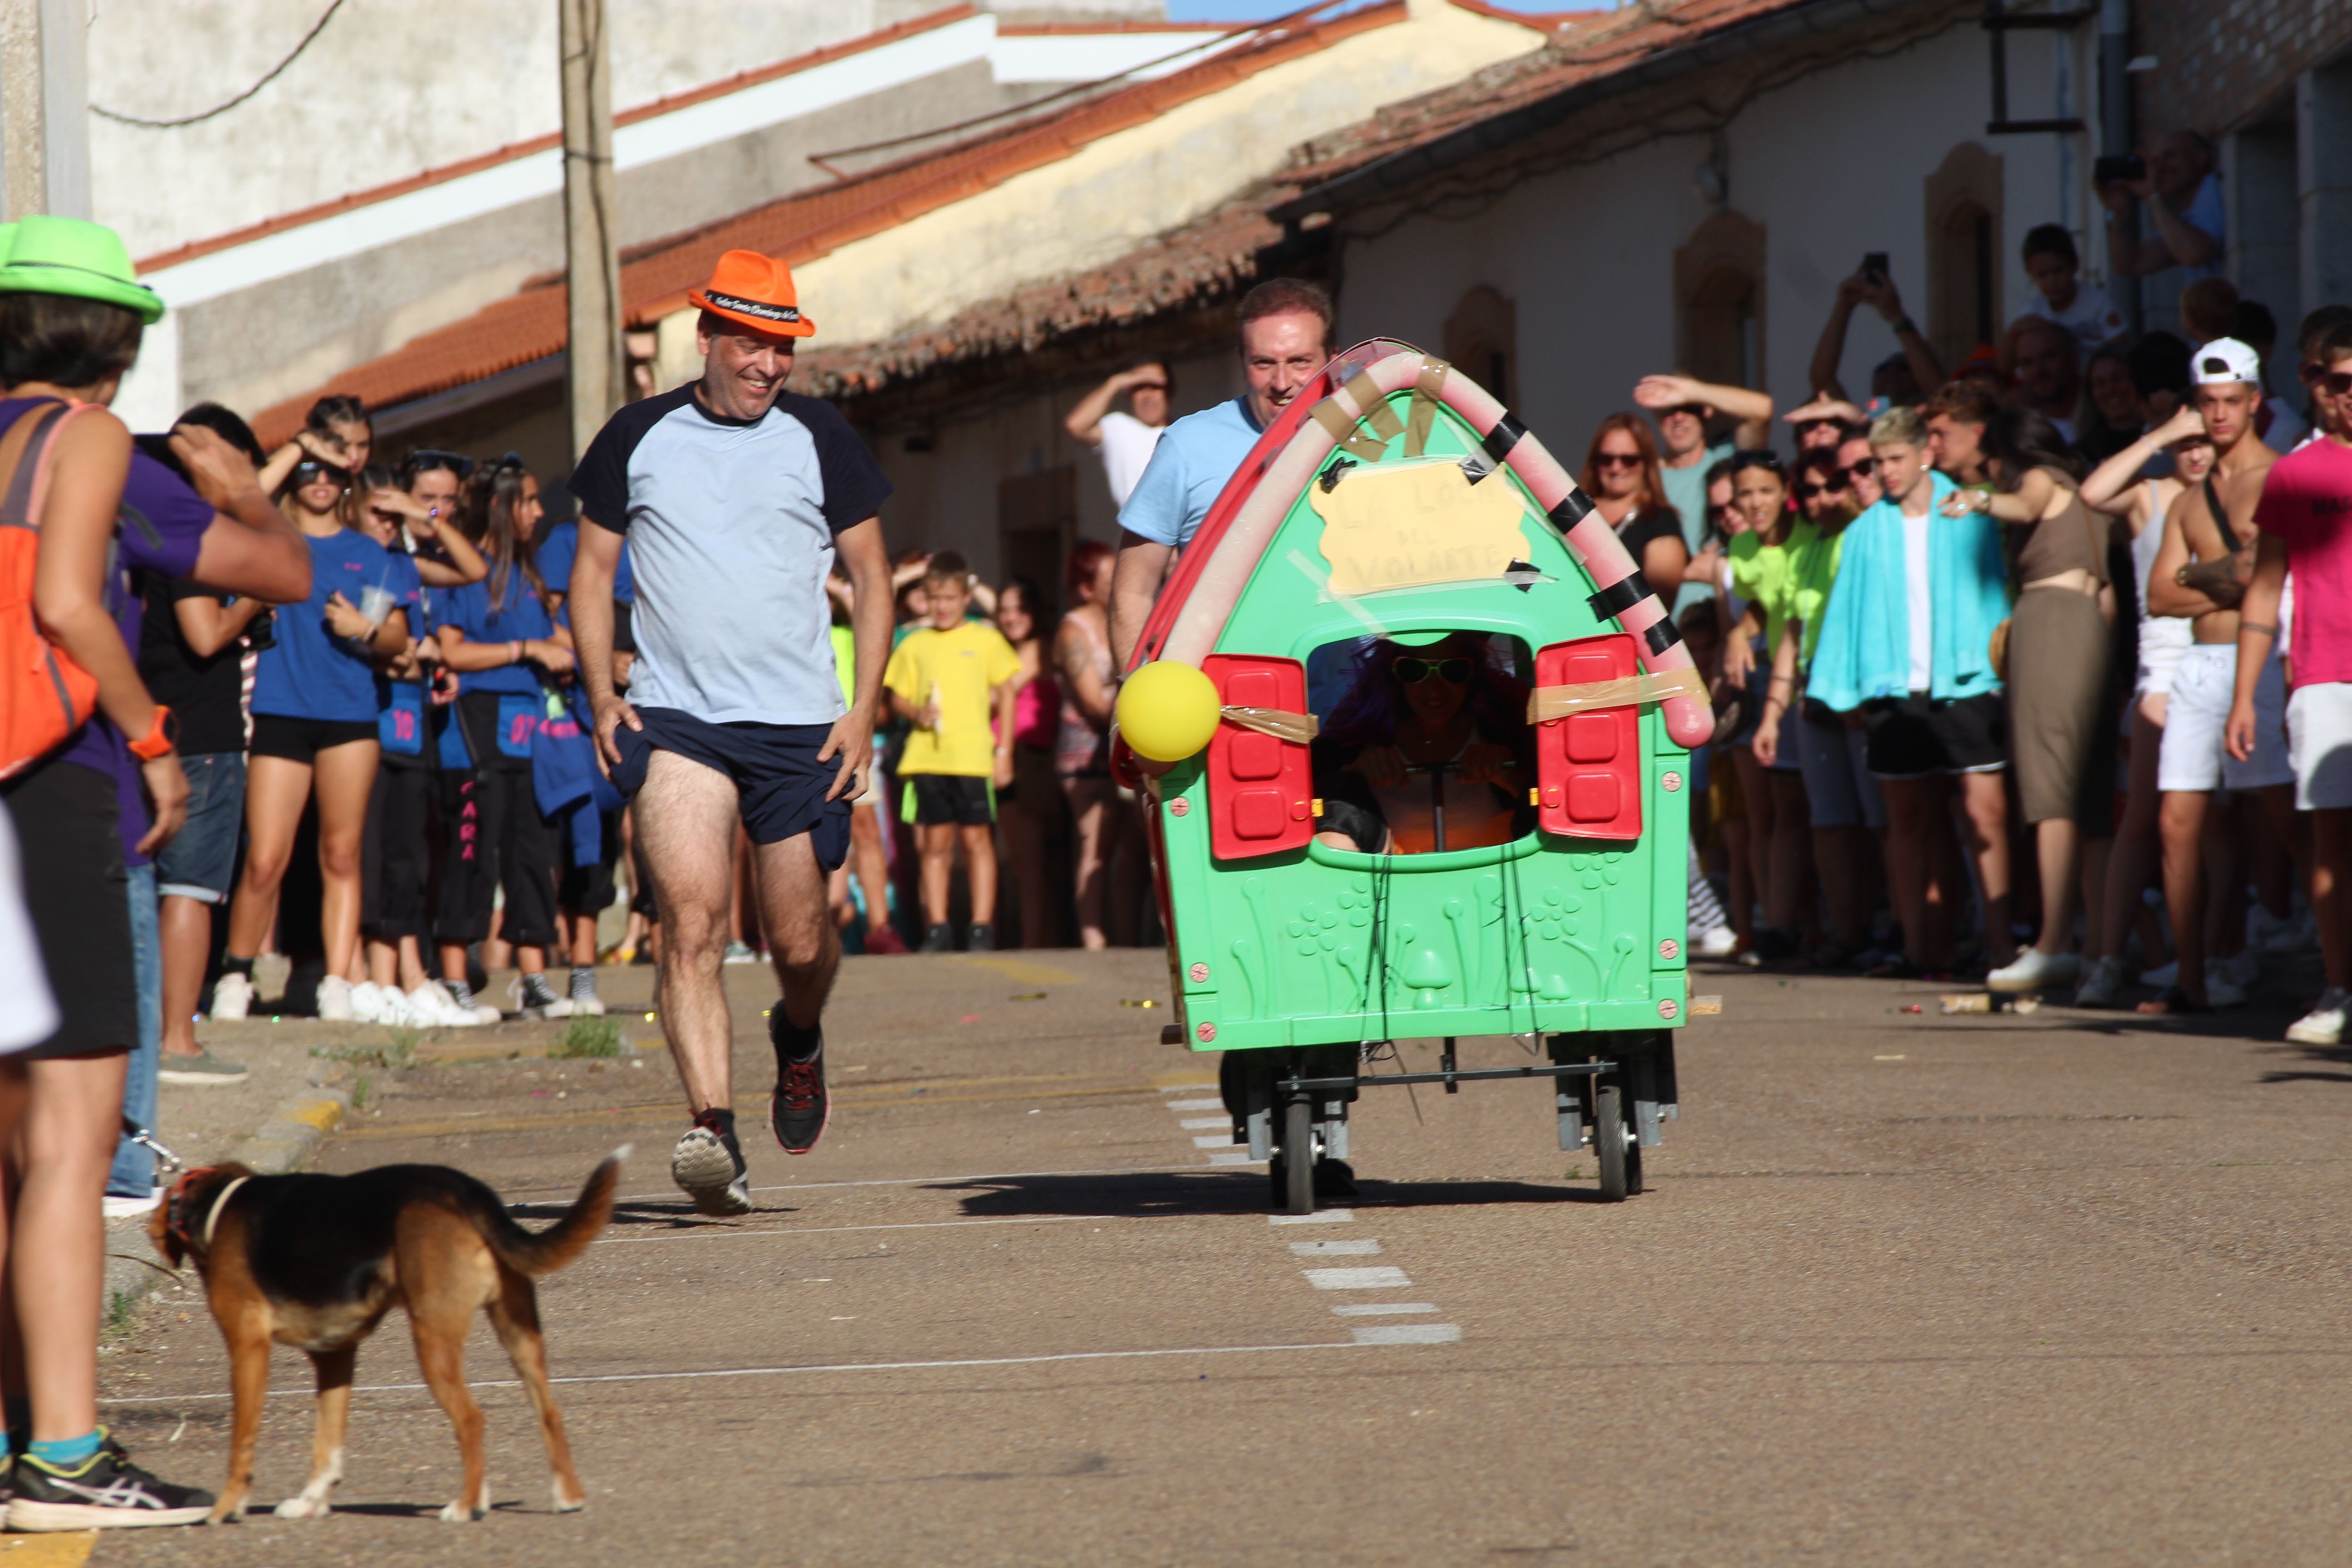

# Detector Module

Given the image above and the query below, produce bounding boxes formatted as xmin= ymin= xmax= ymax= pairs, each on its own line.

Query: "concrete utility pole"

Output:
xmin=560 ymin=0 xmax=625 ymax=464
xmin=2097 ymin=0 xmax=2140 ymax=333
xmin=0 ymin=0 xmax=93 ymax=221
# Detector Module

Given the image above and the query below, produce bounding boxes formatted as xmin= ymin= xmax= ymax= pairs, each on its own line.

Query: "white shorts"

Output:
xmin=2287 ymin=682 xmax=2352 ymax=810
xmin=2157 ymin=643 xmax=2293 ymax=793
xmin=2135 ymin=614 xmax=2192 ymax=698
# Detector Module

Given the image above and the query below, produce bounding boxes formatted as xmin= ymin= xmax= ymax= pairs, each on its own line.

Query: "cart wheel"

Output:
xmin=1280 ymin=1095 xmax=1316 ymax=1215
xmin=1594 ymin=1084 xmax=1632 ymax=1202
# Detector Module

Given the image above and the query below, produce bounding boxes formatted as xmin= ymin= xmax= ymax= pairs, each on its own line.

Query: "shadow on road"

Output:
xmin=926 ymin=1169 xmax=1597 ymax=1219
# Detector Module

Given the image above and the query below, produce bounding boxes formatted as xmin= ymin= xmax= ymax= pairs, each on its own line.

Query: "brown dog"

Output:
xmin=152 ymin=1148 xmax=626 ymax=1523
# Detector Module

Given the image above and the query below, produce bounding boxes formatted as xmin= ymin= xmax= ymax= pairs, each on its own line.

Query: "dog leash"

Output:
xmin=120 ymin=1113 xmax=183 ymax=1175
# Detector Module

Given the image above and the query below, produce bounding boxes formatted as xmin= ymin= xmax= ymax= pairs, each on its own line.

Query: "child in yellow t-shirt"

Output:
xmin=882 ymin=552 xmax=1021 ymax=952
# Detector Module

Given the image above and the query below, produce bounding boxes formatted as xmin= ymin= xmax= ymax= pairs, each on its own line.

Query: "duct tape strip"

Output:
xmin=1546 ymin=488 xmax=1595 ymax=531
xmin=1526 ymin=666 xmax=1710 ymax=723
xmin=1312 ymin=398 xmax=1387 ymax=462
xmin=1587 ymin=576 xmax=1647 ymax=618
xmin=1404 ymin=356 xmax=1449 ymax=458
xmin=1481 ymin=411 xmax=1526 ymax=463
xmin=1644 ymin=618 xmax=1684 ymax=655
xmin=1342 ymin=369 xmax=1406 ymax=443
xmin=1221 ymin=706 xmax=1319 ymax=744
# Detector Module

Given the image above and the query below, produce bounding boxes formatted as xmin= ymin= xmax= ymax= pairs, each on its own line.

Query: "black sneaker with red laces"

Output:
xmin=769 ymin=1012 xmax=828 ymax=1154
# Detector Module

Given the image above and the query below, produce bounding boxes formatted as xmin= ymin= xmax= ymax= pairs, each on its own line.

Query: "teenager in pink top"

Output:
xmin=2229 ymin=317 xmax=2352 ymax=1044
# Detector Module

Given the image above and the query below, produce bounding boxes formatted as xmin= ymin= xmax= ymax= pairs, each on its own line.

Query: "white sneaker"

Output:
xmin=102 ymin=1187 xmax=162 ymax=1219
xmin=438 ymin=981 xmax=500 ymax=1026
xmin=316 ymin=975 xmax=355 ymax=1022
xmin=2287 ymin=987 xmax=2350 ymax=1045
xmin=2139 ymin=960 xmax=2179 ymax=989
xmin=1987 ymin=947 xmax=2080 ymax=994
xmin=2202 ymin=961 xmax=2247 ymax=1009
xmin=2073 ymin=953 xmax=2129 ymax=1009
xmin=348 ymin=981 xmax=386 ymax=1023
xmin=404 ymin=983 xmax=459 ymax=1027
xmin=1693 ymin=924 xmax=1739 ymax=959
xmin=210 ymin=970 xmax=254 ymax=1021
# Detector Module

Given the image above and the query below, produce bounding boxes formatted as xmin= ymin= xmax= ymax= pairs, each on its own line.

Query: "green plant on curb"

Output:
xmin=552 ymin=1015 xmax=624 ymax=1059
xmin=352 ymin=1075 xmax=372 ymax=1111
xmin=105 ymin=1289 xmax=136 ymax=1335
xmin=311 ymin=1029 xmax=419 ymax=1072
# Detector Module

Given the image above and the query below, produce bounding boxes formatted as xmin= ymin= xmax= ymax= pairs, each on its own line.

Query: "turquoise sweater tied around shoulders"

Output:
xmin=1807 ymin=471 xmax=2011 ymax=711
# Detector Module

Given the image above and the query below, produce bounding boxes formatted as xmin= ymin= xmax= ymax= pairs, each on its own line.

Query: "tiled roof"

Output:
xmin=251 ymin=0 xmax=1404 ymax=446
xmin=796 ymin=188 xmax=1292 ymax=401
xmin=1274 ymin=0 xmax=1938 ymax=216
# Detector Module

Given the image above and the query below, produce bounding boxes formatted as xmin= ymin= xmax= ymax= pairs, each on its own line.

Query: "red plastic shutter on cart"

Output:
xmin=1202 ymin=654 xmax=1313 ymax=859
xmin=1533 ymin=634 xmax=1642 ymax=840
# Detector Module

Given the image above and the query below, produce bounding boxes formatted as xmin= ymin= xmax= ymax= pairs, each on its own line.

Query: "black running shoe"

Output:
xmin=8 ymin=1436 xmax=214 ymax=1530
xmin=918 ymin=923 xmax=954 ymax=953
xmin=966 ymin=923 xmax=995 ymax=952
xmin=769 ymin=1014 xmax=828 ymax=1154
xmin=670 ymin=1108 xmax=750 ymax=1216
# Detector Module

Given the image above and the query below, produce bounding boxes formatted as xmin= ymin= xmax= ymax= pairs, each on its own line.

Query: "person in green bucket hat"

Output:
xmin=0 ymin=214 xmax=166 ymax=323
xmin=0 ymin=213 xmax=310 ymax=1533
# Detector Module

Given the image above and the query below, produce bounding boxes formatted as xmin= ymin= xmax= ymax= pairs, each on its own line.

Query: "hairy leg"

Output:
xmin=756 ymin=831 xmax=840 ymax=1033
xmin=634 ymin=751 xmax=744 ymax=1114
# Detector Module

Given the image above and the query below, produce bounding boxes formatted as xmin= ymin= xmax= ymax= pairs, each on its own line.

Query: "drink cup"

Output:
xmin=358 ymin=584 xmax=396 ymax=626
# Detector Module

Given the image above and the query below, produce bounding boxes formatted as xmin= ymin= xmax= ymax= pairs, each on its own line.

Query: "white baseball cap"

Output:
xmin=2192 ymin=337 xmax=2262 ymax=386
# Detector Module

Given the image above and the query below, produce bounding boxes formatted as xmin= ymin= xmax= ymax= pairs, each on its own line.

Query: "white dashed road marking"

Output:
xmin=1166 ymin=1098 xmax=1223 ymax=1111
xmin=1269 ymin=1210 xmax=1352 ymax=1225
xmin=1350 ymin=1323 xmax=1462 ymax=1346
xmin=1305 ymin=1267 xmax=1412 ymax=1290
xmin=1290 ymin=1239 xmax=1381 ymax=1256
xmin=1329 ymin=1303 xmax=1439 ymax=1316
xmin=1178 ymin=1117 xmax=1230 ymax=1129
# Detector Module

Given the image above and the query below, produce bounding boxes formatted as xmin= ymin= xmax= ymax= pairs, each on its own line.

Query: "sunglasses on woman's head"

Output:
xmin=1392 ymin=656 xmax=1472 ymax=685
xmin=1728 ymin=449 xmax=1784 ymax=474
xmin=408 ymin=449 xmax=475 ymax=479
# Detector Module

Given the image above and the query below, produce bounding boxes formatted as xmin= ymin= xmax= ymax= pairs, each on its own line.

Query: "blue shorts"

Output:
xmin=153 ymin=750 xmax=246 ymax=902
xmin=610 ymin=707 xmax=850 ymax=869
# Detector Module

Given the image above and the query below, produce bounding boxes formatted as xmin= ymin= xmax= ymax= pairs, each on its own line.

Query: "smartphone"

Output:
xmin=1861 ymin=251 xmax=1890 ymax=284
xmin=2094 ymin=153 xmax=2145 ymax=185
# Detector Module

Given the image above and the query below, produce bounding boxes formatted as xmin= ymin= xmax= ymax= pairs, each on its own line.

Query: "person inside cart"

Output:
xmin=1310 ymin=633 xmax=1532 ymax=855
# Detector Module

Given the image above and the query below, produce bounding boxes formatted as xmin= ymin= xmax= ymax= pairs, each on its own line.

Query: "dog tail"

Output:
xmin=484 ymin=1146 xmax=629 ymax=1276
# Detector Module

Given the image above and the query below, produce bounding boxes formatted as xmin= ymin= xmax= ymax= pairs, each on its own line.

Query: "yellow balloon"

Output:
xmin=1117 ymin=659 xmax=1222 ymax=762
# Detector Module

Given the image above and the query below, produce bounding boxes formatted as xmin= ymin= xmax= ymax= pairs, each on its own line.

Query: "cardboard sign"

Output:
xmin=1308 ymin=460 xmax=1528 ymax=595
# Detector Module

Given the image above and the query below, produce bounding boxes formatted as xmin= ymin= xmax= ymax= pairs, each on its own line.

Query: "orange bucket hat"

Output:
xmin=687 ymin=250 xmax=815 ymax=338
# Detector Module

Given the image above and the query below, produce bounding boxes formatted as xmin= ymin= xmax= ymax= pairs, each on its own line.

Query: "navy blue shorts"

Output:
xmin=610 ymin=707 xmax=850 ymax=870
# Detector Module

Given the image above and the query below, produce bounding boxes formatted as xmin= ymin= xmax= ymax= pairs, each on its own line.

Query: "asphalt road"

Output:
xmin=88 ymin=951 xmax=2352 ymax=1566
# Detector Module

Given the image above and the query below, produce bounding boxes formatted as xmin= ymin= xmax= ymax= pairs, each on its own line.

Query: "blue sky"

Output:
xmin=1166 ymin=0 xmax=1571 ymax=17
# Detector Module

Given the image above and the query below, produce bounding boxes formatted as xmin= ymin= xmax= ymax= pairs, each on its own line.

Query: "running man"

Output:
xmin=1109 ymin=277 xmax=1332 ymax=668
xmin=568 ymin=250 xmax=894 ymax=1215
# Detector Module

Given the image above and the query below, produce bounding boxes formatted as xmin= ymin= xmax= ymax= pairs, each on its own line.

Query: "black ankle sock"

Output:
xmin=769 ymin=1009 xmax=823 ymax=1065
xmin=221 ymin=956 xmax=255 ymax=980
xmin=696 ymin=1106 xmax=738 ymax=1147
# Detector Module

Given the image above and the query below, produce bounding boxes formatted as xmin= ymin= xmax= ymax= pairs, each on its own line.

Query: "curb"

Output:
xmin=103 ymin=1064 xmax=353 ymax=1331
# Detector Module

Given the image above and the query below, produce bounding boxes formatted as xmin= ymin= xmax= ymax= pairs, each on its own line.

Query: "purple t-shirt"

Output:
xmin=13 ymin=401 xmax=217 ymax=862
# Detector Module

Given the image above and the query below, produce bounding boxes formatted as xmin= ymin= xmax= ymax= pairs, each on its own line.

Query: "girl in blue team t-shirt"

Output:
xmin=432 ymin=458 xmax=574 ymax=1018
xmin=219 ymin=452 xmax=413 ymax=1023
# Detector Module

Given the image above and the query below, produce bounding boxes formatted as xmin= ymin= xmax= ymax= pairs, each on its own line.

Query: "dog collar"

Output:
xmin=201 ymin=1176 xmax=251 ymax=1251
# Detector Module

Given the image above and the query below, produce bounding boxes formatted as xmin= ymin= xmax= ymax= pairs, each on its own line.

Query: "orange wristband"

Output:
xmin=127 ymin=705 xmax=176 ymax=761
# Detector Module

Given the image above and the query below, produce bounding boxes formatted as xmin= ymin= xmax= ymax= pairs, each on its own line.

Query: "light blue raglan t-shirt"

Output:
xmin=1117 ymin=396 xmax=1264 ymax=549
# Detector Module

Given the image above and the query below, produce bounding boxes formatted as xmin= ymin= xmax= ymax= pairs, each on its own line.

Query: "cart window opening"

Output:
xmin=1304 ymin=631 xmax=1534 ymax=856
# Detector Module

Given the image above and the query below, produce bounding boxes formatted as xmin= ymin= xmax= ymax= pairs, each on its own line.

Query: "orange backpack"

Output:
xmin=0 ymin=400 xmax=101 ymax=779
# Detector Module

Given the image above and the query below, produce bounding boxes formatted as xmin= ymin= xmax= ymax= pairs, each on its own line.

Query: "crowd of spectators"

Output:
xmin=1631 ymin=223 xmax=2352 ymax=1042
